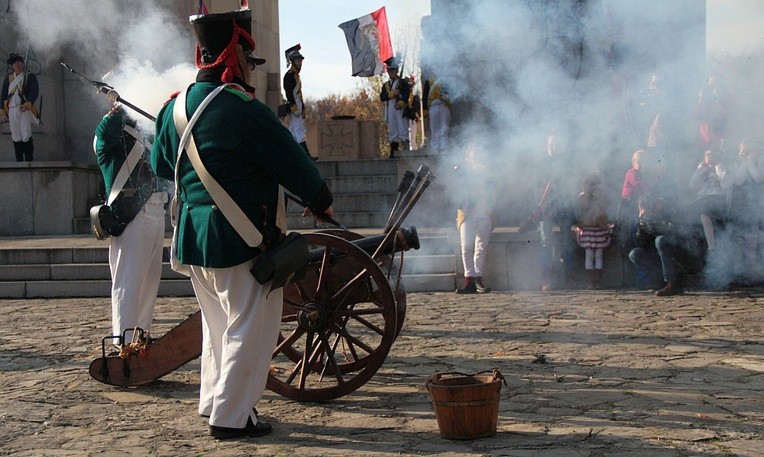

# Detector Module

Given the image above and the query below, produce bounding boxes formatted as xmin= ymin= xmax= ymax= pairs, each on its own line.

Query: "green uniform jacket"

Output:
xmin=151 ymin=81 xmax=332 ymax=268
xmin=94 ymin=113 xmax=145 ymax=196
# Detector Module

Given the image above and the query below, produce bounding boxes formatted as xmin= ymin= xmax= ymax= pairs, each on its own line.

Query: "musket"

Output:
xmin=60 ymin=61 xmax=156 ymax=122
xmin=283 ymin=190 xmax=348 ymax=231
xmin=19 ymin=44 xmax=30 ymax=104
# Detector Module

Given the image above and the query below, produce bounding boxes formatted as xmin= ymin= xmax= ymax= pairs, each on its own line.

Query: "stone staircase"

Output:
xmin=286 ymin=159 xmax=399 ymax=229
xmin=0 ymin=159 xmax=459 ymax=298
xmin=0 ymin=243 xmax=194 ymax=299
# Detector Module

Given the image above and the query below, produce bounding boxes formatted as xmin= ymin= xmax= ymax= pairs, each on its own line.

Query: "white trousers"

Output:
xmin=385 ymin=101 xmax=408 ymax=143
xmin=190 ymin=260 xmax=283 ymax=429
xmin=408 ymin=120 xmax=418 ymax=150
xmin=8 ymin=103 xmax=36 ymax=142
xmin=288 ymin=113 xmax=306 ymax=143
xmin=428 ymin=101 xmax=450 ymax=152
xmin=459 ymin=213 xmax=492 ymax=277
xmin=110 ymin=192 xmax=167 ymax=342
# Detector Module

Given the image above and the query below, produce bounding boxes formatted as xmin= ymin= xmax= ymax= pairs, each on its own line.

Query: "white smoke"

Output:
xmin=416 ymin=0 xmax=764 ymax=290
xmin=12 ymin=0 xmax=197 ymax=128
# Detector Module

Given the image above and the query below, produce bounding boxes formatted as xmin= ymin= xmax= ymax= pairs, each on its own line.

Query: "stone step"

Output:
xmin=401 ymin=273 xmax=456 ymax=293
xmin=325 ymin=175 xmax=398 ymax=194
xmin=0 ymin=247 xmax=111 ymax=265
xmin=414 ymin=235 xmax=455 ymax=255
xmin=315 ymin=159 xmax=398 ymax=178
xmin=287 ymin=193 xmax=397 ymax=215
xmin=287 ymin=212 xmax=391 ymax=230
xmin=400 ymin=254 xmax=457 ymax=275
xmin=0 ymin=278 xmax=194 ymax=299
xmin=0 ymin=263 xmax=188 ymax=281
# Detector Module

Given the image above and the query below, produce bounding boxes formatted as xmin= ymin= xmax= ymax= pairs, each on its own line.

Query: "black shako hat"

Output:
xmin=7 ymin=53 xmax=22 ymax=65
xmin=190 ymin=9 xmax=254 ymax=65
xmin=384 ymin=56 xmax=399 ymax=70
xmin=285 ymin=44 xmax=303 ymax=63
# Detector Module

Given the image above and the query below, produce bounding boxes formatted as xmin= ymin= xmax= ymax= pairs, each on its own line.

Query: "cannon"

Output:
xmin=90 ymin=165 xmax=435 ymax=402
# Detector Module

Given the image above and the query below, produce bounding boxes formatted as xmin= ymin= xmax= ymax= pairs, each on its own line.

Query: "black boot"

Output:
xmin=655 ymin=281 xmax=683 ymax=297
xmin=23 ymin=138 xmax=33 ymax=161
xmin=456 ymin=277 xmax=477 ymax=294
xmin=13 ymin=141 xmax=23 ymax=162
xmin=475 ymin=276 xmax=491 ymax=293
xmin=389 ymin=141 xmax=398 ymax=159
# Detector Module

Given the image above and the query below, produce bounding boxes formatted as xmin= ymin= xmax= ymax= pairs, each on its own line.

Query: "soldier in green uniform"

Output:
xmin=151 ymin=9 xmax=333 ymax=440
xmin=94 ymin=104 xmax=166 ymax=350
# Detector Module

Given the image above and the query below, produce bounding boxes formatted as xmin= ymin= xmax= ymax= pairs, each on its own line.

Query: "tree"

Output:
xmin=303 ymin=76 xmax=392 ymax=157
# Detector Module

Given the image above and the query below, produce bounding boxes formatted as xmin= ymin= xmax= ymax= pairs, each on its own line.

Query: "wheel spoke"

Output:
xmin=268 ymin=232 xmax=399 ymax=402
xmin=284 ymin=295 xmax=304 ymax=308
xmin=328 ymin=322 xmax=375 ymax=355
xmin=328 ymin=268 xmax=369 ymax=303
xmin=286 ymin=331 xmax=314 ymax=386
xmin=348 ymin=313 xmax=385 ymax=336
xmin=315 ymin=246 xmax=332 ymax=298
xmin=273 ymin=327 xmax=305 ymax=357
xmin=318 ymin=330 xmax=344 ymax=384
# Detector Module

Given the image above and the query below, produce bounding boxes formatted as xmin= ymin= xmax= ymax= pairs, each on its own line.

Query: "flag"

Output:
xmin=197 ymin=0 xmax=208 ymax=15
xmin=338 ymin=7 xmax=393 ymax=77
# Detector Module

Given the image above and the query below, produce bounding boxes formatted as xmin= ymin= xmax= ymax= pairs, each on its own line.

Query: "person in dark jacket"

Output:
xmin=628 ymin=194 xmax=705 ymax=296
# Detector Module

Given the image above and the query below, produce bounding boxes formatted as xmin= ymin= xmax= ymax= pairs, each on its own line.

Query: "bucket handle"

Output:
xmin=426 ymin=369 xmax=506 ymax=388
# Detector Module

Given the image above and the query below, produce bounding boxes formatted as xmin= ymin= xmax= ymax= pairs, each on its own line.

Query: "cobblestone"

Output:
xmin=0 ymin=289 xmax=762 ymax=456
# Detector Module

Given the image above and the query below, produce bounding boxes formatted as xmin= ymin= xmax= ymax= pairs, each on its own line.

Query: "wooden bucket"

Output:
xmin=425 ymin=370 xmax=506 ymax=440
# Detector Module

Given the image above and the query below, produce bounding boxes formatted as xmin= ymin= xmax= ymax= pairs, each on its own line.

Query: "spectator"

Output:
xmin=688 ymin=149 xmax=729 ymax=252
xmin=629 ymin=194 xmax=705 ymax=297
xmin=455 ymin=142 xmax=494 ymax=294
xmin=536 ymin=129 xmax=577 ymax=291
xmin=724 ymin=137 xmax=764 ymax=283
xmin=573 ymin=174 xmax=613 ymax=289
xmin=616 ymin=149 xmax=652 ymax=257
xmin=629 ymin=195 xmax=684 ymax=296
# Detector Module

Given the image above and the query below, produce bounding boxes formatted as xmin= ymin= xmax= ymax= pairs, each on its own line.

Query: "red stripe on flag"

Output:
xmin=240 ymin=0 xmax=249 ymax=8
xmin=198 ymin=0 xmax=209 ymax=14
xmin=370 ymin=7 xmax=393 ymax=63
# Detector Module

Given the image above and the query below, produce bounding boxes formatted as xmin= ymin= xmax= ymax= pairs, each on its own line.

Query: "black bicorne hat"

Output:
xmin=246 ymin=53 xmax=266 ymax=66
xmin=7 ymin=53 xmax=22 ymax=65
xmin=190 ymin=9 xmax=254 ymax=65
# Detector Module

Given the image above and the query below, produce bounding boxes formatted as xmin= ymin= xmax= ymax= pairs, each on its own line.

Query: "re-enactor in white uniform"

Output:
xmin=1 ymin=53 xmax=40 ymax=161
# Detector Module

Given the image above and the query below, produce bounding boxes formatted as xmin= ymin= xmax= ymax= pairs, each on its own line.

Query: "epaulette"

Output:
xmin=163 ymin=91 xmax=181 ymax=105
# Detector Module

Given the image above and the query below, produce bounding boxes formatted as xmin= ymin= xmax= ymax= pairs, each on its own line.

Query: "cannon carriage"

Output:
xmin=90 ymin=165 xmax=434 ymax=402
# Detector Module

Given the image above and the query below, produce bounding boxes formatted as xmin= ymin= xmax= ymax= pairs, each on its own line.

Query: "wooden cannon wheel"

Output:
xmin=267 ymin=232 xmax=400 ymax=401
xmin=315 ymin=229 xmax=407 ymax=337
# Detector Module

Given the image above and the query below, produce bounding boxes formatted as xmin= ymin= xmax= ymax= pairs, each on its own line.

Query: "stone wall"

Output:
xmin=0 ymin=162 xmax=101 ymax=236
xmin=306 ymin=118 xmax=380 ymax=160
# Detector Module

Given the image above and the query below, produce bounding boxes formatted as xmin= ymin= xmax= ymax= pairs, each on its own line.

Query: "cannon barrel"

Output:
xmin=308 ymin=226 xmax=419 ymax=263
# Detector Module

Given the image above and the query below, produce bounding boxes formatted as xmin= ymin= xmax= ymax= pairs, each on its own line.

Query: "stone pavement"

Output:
xmin=0 ymin=289 xmax=762 ymax=456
